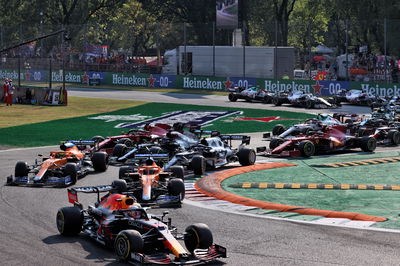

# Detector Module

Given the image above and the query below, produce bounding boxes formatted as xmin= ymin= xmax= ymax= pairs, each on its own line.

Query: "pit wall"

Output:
xmin=1 ymin=68 xmax=400 ymax=97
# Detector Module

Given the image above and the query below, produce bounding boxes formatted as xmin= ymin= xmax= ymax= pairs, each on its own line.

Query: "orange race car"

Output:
xmin=6 ymin=141 xmax=108 ymax=187
xmin=119 ymin=157 xmax=185 ymax=207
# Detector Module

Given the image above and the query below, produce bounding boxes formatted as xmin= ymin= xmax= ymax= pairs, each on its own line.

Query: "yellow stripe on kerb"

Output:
xmin=325 ymin=184 xmax=334 ymax=189
xmin=358 ymin=184 xmax=367 ymax=190
xmin=275 ymin=183 xmax=284 ymax=189
xmin=341 ymin=184 xmax=350 ymax=189
xmin=308 ymin=184 xmax=317 ymax=189
xmin=242 ymin=183 xmax=252 ymax=188
xmin=374 ymin=185 xmax=384 ymax=190
xmin=292 ymin=183 xmax=301 ymax=189
xmin=259 ymin=183 xmax=268 ymax=188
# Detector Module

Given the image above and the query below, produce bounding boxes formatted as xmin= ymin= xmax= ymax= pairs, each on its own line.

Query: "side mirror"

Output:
xmin=38 ymin=154 xmax=43 ymax=157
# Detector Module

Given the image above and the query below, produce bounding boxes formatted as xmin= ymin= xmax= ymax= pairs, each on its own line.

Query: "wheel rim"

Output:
xmin=115 ymin=235 xmax=129 ymax=259
xmin=304 ymin=142 xmax=314 ymax=156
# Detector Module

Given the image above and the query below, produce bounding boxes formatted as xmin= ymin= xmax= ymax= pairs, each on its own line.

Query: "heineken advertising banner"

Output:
xmin=4 ymin=66 xmax=400 ymax=97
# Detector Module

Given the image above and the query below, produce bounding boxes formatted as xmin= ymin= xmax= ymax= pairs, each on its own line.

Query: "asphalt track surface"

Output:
xmin=1 ymin=89 xmax=400 ymax=265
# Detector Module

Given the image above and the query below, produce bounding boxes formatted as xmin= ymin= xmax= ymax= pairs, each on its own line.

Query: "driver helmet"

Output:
xmin=145 ymin=158 xmax=154 ymax=166
xmin=111 ymin=179 xmax=128 ymax=193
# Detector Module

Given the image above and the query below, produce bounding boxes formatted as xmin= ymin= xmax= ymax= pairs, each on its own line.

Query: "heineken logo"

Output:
xmin=115 ymin=110 xmax=242 ymax=128
xmin=361 ymin=84 xmax=400 ymax=97
xmin=112 ymin=74 xmax=147 ymax=86
xmin=183 ymin=77 xmax=224 ymax=90
xmin=264 ymin=80 xmax=311 ymax=93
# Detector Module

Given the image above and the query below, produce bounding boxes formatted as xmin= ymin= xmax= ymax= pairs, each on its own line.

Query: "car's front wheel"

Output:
xmin=184 ymin=223 xmax=213 ymax=254
xmin=114 ymin=230 xmax=144 ymax=262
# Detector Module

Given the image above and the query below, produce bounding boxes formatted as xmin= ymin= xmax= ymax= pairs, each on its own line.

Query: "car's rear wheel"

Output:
xmin=64 ymin=163 xmax=78 ymax=184
xmin=388 ymin=130 xmax=400 ymax=145
xmin=360 ymin=136 xmax=377 ymax=152
xmin=305 ymin=100 xmax=314 ymax=109
xmin=118 ymin=138 xmax=133 ymax=147
xmin=113 ymin=144 xmax=128 ymax=157
xmin=272 ymin=97 xmax=282 ymax=106
xmin=191 ymin=155 xmax=206 ymax=175
xmin=114 ymin=230 xmax=143 ymax=262
xmin=272 ymin=124 xmax=286 ymax=136
xmin=237 ymin=148 xmax=256 ymax=166
xmin=184 ymin=223 xmax=213 ymax=254
xmin=228 ymin=93 xmax=237 ymax=102
xmin=56 ymin=207 xmax=83 ymax=236
xmin=170 ymin=166 xmax=185 ymax=180
xmin=91 ymin=135 xmax=105 ymax=143
xmin=168 ymin=178 xmax=185 ymax=200
xmin=298 ymin=140 xmax=315 ymax=157
xmin=91 ymin=152 xmax=108 ymax=172
xmin=269 ymin=138 xmax=285 ymax=150
xmin=15 ymin=161 xmax=29 ymax=177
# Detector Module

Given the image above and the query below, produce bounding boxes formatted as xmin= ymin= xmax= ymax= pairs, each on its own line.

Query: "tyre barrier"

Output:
xmin=195 ymin=163 xmax=387 ymax=222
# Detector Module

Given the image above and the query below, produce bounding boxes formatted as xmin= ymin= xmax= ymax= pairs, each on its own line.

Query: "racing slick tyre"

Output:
xmin=269 ymin=138 xmax=285 ymax=150
xmin=263 ymin=96 xmax=272 ymax=104
xmin=64 ymin=163 xmax=78 ymax=185
xmin=15 ymin=161 xmax=29 ymax=177
xmin=388 ymin=130 xmax=400 ymax=145
xmin=237 ymin=148 xmax=256 ymax=166
xmin=168 ymin=178 xmax=185 ymax=200
xmin=190 ymin=155 xmax=206 ymax=176
xmin=91 ymin=135 xmax=105 ymax=143
xmin=184 ymin=223 xmax=213 ymax=254
xmin=117 ymin=138 xmax=133 ymax=147
xmin=298 ymin=140 xmax=316 ymax=157
xmin=56 ymin=206 xmax=83 ymax=236
xmin=111 ymin=179 xmax=128 ymax=193
xmin=170 ymin=166 xmax=185 ymax=180
xmin=113 ymin=144 xmax=128 ymax=158
xmin=272 ymin=97 xmax=282 ymax=106
xmin=305 ymin=100 xmax=314 ymax=109
xmin=114 ymin=230 xmax=144 ymax=262
xmin=272 ymin=124 xmax=286 ymax=136
xmin=91 ymin=151 xmax=108 ymax=172
xmin=360 ymin=136 xmax=377 ymax=152
xmin=228 ymin=93 xmax=238 ymax=102
xmin=119 ymin=166 xmax=135 ymax=179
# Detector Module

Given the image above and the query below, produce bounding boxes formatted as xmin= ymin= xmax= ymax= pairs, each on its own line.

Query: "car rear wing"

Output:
xmin=192 ymin=129 xmax=221 ymax=138
xmin=68 ymin=185 xmax=112 ymax=205
xmin=134 ymin=153 xmax=170 ymax=160
xmin=219 ymin=134 xmax=251 ymax=145
xmin=63 ymin=140 xmax=96 ymax=146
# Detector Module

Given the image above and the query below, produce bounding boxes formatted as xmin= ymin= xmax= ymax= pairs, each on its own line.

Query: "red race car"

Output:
xmin=261 ymin=123 xmax=376 ymax=157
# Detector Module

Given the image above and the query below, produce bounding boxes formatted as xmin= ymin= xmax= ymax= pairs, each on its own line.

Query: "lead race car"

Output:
xmin=6 ymin=141 xmax=108 ymax=187
xmin=228 ymin=86 xmax=273 ymax=103
xmin=56 ymin=180 xmax=226 ymax=264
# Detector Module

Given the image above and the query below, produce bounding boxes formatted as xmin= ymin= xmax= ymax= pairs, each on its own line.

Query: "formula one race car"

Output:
xmin=228 ymin=86 xmax=273 ymax=103
xmin=89 ymin=123 xmax=173 ymax=155
xmin=56 ymin=180 xmax=226 ymax=264
xmin=6 ymin=141 xmax=108 ymax=187
xmin=119 ymin=157 xmax=185 ymax=207
xmin=260 ymin=123 xmax=377 ymax=157
xmin=162 ymin=130 xmax=256 ymax=175
xmin=111 ymin=129 xmax=256 ymax=176
xmin=334 ymin=89 xmax=376 ymax=106
xmin=273 ymin=91 xmax=338 ymax=109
